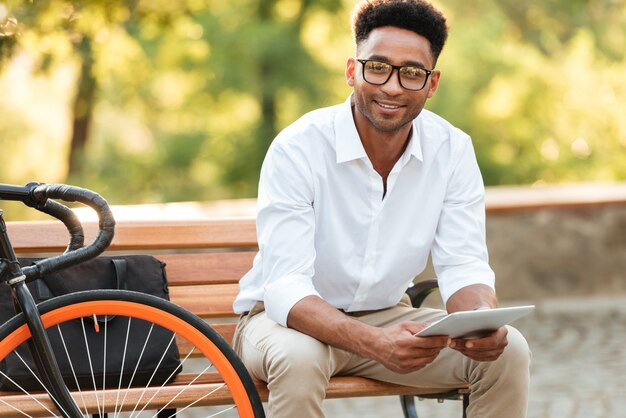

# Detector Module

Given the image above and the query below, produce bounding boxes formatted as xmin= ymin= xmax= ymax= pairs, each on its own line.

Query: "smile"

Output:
xmin=375 ymin=101 xmax=403 ymax=110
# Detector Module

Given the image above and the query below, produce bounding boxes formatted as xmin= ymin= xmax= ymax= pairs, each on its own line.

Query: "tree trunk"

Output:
xmin=67 ymin=36 xmax=96 ymax=179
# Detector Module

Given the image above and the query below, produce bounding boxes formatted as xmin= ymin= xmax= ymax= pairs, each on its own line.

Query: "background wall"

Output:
xmin=416 ymin=182 xmax=626 ymax=302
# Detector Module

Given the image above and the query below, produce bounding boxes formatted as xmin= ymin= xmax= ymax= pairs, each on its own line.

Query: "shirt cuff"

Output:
xmin=437 ymin=264 xmax=496 ymax=307
xmin=264 ymin=274 xmax=321 ymax=327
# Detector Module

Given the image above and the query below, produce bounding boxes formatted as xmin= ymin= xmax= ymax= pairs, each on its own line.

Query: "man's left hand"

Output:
xmin=448 ymin=326 xmax=508 ymax=362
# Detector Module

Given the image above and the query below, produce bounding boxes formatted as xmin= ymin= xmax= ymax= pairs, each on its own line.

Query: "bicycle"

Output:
xmin=0 ymin=182 xmax=265 ymax=418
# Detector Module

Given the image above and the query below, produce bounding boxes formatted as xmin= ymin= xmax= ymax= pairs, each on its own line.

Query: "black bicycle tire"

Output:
xmin=0 ymin=289 xmax=265 ymax=418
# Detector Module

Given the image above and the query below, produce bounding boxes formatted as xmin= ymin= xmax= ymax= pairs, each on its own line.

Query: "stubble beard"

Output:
xmin=355 ymin=95 xmax=424 ymax=134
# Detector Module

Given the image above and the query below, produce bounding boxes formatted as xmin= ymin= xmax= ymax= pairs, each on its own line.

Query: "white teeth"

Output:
xmin=378 ymin=103 xmax=399 ymax=109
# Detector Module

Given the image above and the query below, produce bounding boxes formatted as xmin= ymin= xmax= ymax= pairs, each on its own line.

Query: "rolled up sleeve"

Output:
xmin=432 ymin=135 xmax=495 ymax=305
xmin=256 ymin=140 xmax=321 ymax=327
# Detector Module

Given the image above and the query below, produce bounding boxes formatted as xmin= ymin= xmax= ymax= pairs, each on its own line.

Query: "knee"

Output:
xmin=267 ymin=332 xmax=331 ymax=378
xmin=504 ymin=326 xmax=531 ymax=366
xmin=468 ymin=326 xmax=530 ymax=390
xmin=496 ymin=326 xmax=531 ymax=381
xmin=260 ymin=329 xmax=329 ymax=377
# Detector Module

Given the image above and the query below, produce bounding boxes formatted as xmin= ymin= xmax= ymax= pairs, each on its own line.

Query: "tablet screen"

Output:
xmin=415 ymin=305 xmax=535 ymax=338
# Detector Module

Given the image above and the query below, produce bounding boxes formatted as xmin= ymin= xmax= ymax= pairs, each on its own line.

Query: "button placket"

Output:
xmin=349 ymin=171 xmax=382 ymax=310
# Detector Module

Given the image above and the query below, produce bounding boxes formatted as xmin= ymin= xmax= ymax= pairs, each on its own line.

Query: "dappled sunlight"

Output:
xmin=274 ymin=0 xmax=302 ymax=21
xmin=0 ymin=51 xmax=75 ymax=183
xmin=0 ymin=0 xmax=624 ymax=215
xmin=476 ymin=76 xmax=526 ymax=120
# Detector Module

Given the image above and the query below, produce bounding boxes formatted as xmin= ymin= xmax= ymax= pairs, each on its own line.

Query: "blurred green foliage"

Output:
xmin=1 ymin=0 xmax=625 ymax=219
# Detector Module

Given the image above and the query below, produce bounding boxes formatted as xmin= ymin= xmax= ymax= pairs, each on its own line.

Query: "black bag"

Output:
xmin=0 ymin=255 xmax=181 ymax=391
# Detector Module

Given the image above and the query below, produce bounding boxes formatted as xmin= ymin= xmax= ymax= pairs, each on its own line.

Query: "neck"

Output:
xmin=352 ymin=109 xmax=412 ymax=180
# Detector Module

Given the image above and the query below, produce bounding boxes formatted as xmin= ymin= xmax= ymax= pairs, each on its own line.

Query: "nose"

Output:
xmin=380 ymin=69 xmax=403 ymax=95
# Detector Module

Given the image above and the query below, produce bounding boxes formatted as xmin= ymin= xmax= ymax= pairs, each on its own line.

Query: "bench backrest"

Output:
xmin=6 ymin=218 xmax=257 ymax=344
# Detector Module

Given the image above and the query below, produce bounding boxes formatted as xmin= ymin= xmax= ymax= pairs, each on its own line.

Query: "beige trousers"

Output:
xmin=232 ymin=297 xmax=530 ymax=418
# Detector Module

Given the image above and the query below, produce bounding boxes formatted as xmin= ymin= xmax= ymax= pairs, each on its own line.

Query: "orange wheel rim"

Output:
xmin=0 ymin=300 xmax=255 ymax=418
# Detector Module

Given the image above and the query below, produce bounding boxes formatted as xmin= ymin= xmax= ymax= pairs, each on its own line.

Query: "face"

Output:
xmin=346 ymin=26 xmax=441 ymax=135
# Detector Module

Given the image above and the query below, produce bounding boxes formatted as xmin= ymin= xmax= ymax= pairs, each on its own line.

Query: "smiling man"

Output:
xmin=232 ymin=1 xmax=530 ymax=417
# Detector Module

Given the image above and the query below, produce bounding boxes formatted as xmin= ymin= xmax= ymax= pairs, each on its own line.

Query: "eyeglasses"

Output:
xmin=356 ymin=59 xmax=433 ymax=91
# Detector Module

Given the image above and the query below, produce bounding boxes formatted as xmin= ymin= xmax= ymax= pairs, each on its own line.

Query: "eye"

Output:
xmin=400 ymin=66 xmax=426 ymax=79
xmin=366 ymin=61 xmax=391 ymax=73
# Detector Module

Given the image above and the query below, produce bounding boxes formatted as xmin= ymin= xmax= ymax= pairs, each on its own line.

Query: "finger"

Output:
xmin=410 ymin=335 xmax=450 ymax=349
xmin=450 ymin=346 xmax=506 ymax=361
xmin=397 ymin=347 xmax=446 ymax=361
xmin=449 ymin=327 xmax=508 ymax=350
xmin=396 ymin=352 xmax=443 ymax=372
xmin=450 ymin=339 xmax=506 ymax=351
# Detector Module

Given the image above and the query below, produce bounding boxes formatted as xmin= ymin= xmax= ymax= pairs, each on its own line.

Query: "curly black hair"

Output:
xmin=351 ymin=0 xmax=449 ymax=63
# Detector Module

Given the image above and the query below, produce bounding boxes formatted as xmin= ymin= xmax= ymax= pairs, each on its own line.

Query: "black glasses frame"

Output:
xmin=356 ymin=59 xmax=433 ymax=91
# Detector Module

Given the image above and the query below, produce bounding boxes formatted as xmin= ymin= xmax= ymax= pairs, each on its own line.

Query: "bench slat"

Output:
xmin=160 ymin=252 xmax=255 ymax=285
xmin=0 ymin=376 xmax=466 ymax=417
xmin=7 ymin=219 xmax=257 ymax=253
xmin=169 ymin=284 xmax=239 ymax=318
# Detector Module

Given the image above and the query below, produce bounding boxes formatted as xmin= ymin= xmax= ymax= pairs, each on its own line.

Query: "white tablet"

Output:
xmin=415 ymin=305 xmax=535 ymax=339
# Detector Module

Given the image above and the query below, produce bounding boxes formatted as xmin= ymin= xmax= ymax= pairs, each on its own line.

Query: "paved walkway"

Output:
xmin=322 ymin=296 xmax=626 ymax=418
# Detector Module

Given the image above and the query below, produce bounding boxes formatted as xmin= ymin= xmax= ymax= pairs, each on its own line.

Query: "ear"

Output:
xmin=426 ymin=70 xmax=441 ymax=99
xmin=345 ymin=57 xmax=356 ymax=87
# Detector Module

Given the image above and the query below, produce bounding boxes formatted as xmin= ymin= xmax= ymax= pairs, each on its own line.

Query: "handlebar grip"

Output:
xmin=29 ymin=198 xmax=85 ymax=251
xmin=21 ymin=184 xmax=115 ymax=280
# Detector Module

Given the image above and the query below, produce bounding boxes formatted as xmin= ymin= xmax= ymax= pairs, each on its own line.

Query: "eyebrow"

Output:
xmin=366 ymin=54 xmax=429 ymax=70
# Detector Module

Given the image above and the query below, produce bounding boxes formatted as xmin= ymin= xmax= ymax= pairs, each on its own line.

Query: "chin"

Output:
xmin=372 ymin=118 xmax=412 ymax=133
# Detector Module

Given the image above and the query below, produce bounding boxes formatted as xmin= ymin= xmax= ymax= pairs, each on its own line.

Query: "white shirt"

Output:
xmin=233 ymin=96 xmax=495 ymax=327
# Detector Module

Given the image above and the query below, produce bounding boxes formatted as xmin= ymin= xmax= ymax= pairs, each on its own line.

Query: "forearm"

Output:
xmin=286 ymin=295 xmax=380 ymax=359
xmin=446 ymin=283 xmax=497 ymax=313
xmin=287 ymin=295 xmax=451 ymax=373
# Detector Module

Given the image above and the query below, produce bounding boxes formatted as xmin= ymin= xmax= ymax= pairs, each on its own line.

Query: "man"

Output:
xmin=233 ymin=1 xmax=530 ymax=417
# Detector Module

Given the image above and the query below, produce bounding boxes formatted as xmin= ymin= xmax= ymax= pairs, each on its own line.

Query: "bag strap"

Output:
xmin=111 ymin=258 xmax=129 ymax=290
xmin=93 ymin=259 xmax=131 ymax=324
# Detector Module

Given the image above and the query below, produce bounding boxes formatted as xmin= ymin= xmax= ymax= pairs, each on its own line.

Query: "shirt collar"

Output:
xmin=335 ymin=96 xmax=367 ymax=163
xmin=334 ymin=95 xmax=424 ymax=165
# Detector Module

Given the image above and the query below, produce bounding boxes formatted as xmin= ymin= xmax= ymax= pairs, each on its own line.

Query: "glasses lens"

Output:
xmin=363 ymin=61 xmax=392 ymax=84
xmin=399 ymin=66 xmax=428 ymax=90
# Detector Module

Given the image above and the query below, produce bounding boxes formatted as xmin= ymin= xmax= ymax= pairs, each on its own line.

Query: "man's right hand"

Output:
xmin=369 ymin=322 xmax=449 ymax=374
xmin=287 ymin=296 xmax=448 ymax=374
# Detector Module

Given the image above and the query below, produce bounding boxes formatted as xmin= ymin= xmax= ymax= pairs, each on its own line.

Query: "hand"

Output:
xmin=448 ymin=326 xmax=508 ymax=362
xmin=371 ymin=322 xmax=449 ymax=374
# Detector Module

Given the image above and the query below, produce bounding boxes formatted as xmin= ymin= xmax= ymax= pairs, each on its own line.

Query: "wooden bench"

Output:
xmin=4 ymin=218 xmax=469 ymax=418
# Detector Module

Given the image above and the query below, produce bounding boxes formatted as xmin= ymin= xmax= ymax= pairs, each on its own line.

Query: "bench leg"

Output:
xmin=399 ymin=395 xmax=419 ymax=418
xmin=401 ymin=393 xmax=469 ymax=418
xmin=158 ymin=408 xmax=176 ymax=418
xmin=462 ymin=393 xmax=469 ymax=418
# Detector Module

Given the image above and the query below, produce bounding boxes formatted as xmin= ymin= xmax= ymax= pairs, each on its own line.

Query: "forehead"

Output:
xmin=357 ymin=26 xmax=435 ymax=68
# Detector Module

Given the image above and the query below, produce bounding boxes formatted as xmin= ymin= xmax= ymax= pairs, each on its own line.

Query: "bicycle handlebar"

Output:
xmin=0 ymin=182 xmax=115 ymax=280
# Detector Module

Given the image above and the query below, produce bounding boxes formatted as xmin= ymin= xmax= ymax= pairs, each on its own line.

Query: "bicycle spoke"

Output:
xmin=139 ymin=345 xmax=197 ymax=418
xmin=56 ymin=324 xmax=90 ymax=416
xmin=80 ymin=317 xmax=104 ymax=417
xmin=119 ymin=321 xmax=155 ymax=417
xmin=130 ymin=331 xmax=179 ymax=418
xmin=0 ymin=368 xmax=60 ymax=417
xmin=206 ymin=405 xmax=237 ymax=418
xmin=113 ymin=316 xmax=133 ymax=418
xmin=102 ymin=317 xmax=109 ymax=417
xmin=148 ymin=362 xmax=216 ymax=418
xmin=168 ymin=383 xmax=227 ymax=417
xmin=0 ymin=397 xmax=35 ymax=417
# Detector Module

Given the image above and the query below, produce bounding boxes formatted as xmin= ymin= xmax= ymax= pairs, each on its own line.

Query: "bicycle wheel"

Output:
xmin=0 ymin=290 xmax=265 ymax=418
